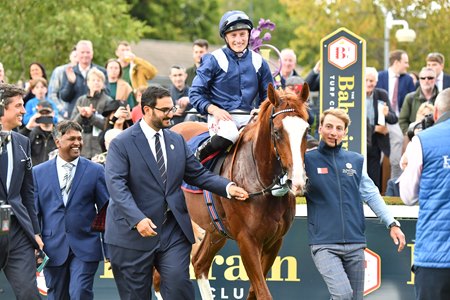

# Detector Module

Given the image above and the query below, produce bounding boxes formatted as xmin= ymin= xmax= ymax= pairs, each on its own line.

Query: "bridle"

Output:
xmin=229 ymin=105 xmax=295 ymax=198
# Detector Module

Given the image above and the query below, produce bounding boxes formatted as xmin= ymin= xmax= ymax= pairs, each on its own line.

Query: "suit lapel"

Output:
xmin=163 ymin=130 xmax=178 ymax=189
xmin=49 ymin=158 xmax=63 ymax=201
xmin=132 ymin=125 xmax=165 ymax=191
xmin=9 ymin=134 xmax=30 ymax=195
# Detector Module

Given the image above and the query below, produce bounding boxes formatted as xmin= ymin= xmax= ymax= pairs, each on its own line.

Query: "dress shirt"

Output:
xmin=139 ymin=119 xmax=167 ymax=169
xmin=436 ymin=72 xmax=443 ymax=92
xmin=398 ymin=136 xmax=422 ymax=205
xmin=1 ymin=131 xmax=13 ymax=192
xmin=56 ymin=156 xmax=79 ymax=189
xmin=388 ymin=69 xmax=399 ymax=115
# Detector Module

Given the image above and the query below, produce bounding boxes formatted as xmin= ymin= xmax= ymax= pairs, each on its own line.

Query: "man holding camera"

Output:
xmin=20 ymin=101 xmax=57 ymax=165
xmin=400 ymin=88 xmax=450 ymax=300
xmin=0 ymin=83 xmax=43 ymax=299
xmin=399 ymin=67 xmax=439 ymax=134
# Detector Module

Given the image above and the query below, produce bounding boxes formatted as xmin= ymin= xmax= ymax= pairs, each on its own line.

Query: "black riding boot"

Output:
xmin=195 ymin=135 xmax=233 ymax=161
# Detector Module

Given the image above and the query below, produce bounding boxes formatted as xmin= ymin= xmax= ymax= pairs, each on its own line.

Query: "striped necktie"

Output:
xmin=154 ymin=133 xmax=167 ymax=187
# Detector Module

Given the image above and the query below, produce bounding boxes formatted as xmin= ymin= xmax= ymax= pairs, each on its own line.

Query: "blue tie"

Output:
xmin=155 ymin=133 xmax=167 ymax=187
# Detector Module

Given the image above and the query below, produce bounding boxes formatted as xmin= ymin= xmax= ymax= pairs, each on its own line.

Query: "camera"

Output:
xmin=0 ymin=200 xmax=12 ymax=235
xmin=407 ymin=113 xmax=435 ymax=141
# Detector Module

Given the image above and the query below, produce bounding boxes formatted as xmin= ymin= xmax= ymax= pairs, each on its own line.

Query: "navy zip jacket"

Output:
xmin=305 ymin=141 xmax=365 ymax=245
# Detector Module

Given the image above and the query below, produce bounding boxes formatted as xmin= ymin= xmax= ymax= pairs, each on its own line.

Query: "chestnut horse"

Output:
xmin=171 ymin=83 xmax=310 ymax=300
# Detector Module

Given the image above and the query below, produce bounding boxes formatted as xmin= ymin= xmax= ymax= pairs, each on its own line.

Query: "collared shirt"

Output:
xmin=79 ymin=64 xmax=90 ymax=79
xmin=436 ymin=72 xmax=443 ymax=92
xmin=56 ymin=156 xmax=79 ymax=189
xmin=388 ymin=68 xmax=399 ymax=114
xmin=139 ymin=119 xmax=167 ymax=170
xmin=399 ymin=136 xmax=422 ymax=205
xmin=1 ymin=131 xmax=13 ymax=192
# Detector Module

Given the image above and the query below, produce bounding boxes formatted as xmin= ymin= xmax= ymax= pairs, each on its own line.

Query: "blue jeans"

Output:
xmin=310 ymin=243 xmax=366 ymax=300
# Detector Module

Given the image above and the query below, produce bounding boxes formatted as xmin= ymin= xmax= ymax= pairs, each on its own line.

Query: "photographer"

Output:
xmin=20 ymin=101 xmax=57 ymax=166
xmin=400 ymin=88 xmax=450 ymax=300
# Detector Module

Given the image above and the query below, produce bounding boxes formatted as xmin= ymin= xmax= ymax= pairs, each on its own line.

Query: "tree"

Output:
xmin=0 ymin=0 xmax=150 ymax=82
xmin=280 ymin=0 xmax=450 ymax=75
xmin=128 ymin=0 xmax=221 ymax=43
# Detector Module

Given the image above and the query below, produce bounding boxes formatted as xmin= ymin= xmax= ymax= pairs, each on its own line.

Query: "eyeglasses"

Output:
xmin=419 ymin=77 xmax=435 ymax=80
xmin=152 ymin=106 xmax=177 ymax=115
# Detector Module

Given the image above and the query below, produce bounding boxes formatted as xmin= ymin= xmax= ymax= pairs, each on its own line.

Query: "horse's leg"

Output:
xmin=192 ymin=231 xmax=227 ymax=300
xmin=153 ymin=267 xmax=163 ymax=300
xmin=236 ymin=237 xmax=272 ymax=300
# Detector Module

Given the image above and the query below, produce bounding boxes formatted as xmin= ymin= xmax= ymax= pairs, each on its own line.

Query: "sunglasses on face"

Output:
xmin=420 ymin=77 xmax=435 ymax=80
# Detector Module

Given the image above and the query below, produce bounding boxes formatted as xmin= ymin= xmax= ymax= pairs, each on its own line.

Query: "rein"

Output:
xmin=229 ymin=106 xmax=295 ymax=198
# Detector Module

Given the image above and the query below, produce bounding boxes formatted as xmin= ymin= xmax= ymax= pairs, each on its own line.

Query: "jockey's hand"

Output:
xmin=135 ymin=218 xmax=158 ymax=237
xmin=228 ymin=184 xmax=249 ymax=201
xmin=209 ymin=106 xmax=232 ymax=121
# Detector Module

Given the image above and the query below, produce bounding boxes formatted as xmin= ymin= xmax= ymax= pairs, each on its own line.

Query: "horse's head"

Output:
xmin=260 ymin=83 xmax=310 ymax=196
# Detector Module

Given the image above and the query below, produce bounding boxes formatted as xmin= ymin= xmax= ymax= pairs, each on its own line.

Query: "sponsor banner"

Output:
xmin=0 ymin=218 xmax=416 ymax=299
xmin=320 ymin=27 xmax=366 ymax=155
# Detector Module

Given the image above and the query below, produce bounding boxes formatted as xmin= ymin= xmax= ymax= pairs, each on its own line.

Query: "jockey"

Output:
xmin=189 ymin=10 xmax=274 ymax=162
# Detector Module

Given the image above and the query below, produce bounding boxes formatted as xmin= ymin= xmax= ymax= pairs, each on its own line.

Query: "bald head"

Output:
xmin=434 ymin=88 xmax=450 ymax=120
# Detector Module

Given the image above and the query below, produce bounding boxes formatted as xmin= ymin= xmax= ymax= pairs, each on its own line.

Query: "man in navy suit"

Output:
xmin=0 ymin=83 xmax=43 ymax=299
xmin=376 ymin=50 xmax=416 ymax=180
xmin=426 ymin=52 xmax=450 ymax=92
xmin=33 ymin=120 xmax=109 ymax=300
xmin=105 ymin=85 xmax=249 ymax=300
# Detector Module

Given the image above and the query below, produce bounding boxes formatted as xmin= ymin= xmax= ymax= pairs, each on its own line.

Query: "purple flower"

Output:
xmin=249 ymin=18 xmax=276 ymax=51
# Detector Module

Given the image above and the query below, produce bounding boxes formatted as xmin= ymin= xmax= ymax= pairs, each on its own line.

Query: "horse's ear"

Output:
xmin=267 ymin=82 xmax=280 ymax=107
xmin=299 ymin=83 xmax=310 ymax=104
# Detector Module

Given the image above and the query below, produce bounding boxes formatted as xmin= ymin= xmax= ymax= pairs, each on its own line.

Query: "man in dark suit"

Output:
xmin=426 ymin=52 xmax=450 ymax=92
xmin=104 ymin=85 xmax=248 ymax=300
xmin=0 ymin=83 xmax=43 ymax=299
xmin=365 ymin=67 xmax=398 ymax=191
xmin=33 ymin=120 xmax=109 ymax=300
xmin=376 ymin=50 xmax=416 ymax=180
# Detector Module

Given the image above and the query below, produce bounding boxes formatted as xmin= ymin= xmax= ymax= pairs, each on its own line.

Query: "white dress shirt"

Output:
xmin=56 ymin=155 xmax=79 ymax=191
xmin=399 ymin=136 xmax=422 ymax=205
xmin=139 ymin=120 xmax=167 ymax=170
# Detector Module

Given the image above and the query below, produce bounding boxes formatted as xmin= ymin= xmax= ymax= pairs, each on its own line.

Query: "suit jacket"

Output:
xmin=441 ymin=72 xmax=450 ymax=90
xmin=376 ymin=70 xmax=416 ymax=112
xmin=368 ymin=88 xmax=398 ymax=156
xmin=104 ymin=122 xmax=230 ymax=251
xmin=0 ymin=132 xmax=40 ymax=248
xmin=33 ymin=157 xmax=109 ymax=266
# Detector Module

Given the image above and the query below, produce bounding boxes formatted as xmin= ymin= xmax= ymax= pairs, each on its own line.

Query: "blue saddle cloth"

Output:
xmin=182 ymin=132 xmax=220 ymax=193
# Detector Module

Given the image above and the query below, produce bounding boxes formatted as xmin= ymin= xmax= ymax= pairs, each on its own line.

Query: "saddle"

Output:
xmin=181 ymin=132 xmax=228 ymax=193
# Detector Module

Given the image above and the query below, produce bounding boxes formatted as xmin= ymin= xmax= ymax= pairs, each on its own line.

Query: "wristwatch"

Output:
xmin=388 ymin=220 xmax=401 ymax=229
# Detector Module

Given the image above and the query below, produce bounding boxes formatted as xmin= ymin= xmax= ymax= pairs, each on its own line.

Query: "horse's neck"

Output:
xmin=234 ymin=126 xmax=281 ymax=186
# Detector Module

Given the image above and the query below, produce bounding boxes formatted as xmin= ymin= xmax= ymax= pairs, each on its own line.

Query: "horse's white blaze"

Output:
xmin=154 ymin=291 xmax=164 ymax=300
xmin=197 ymin=275 xmax=214 ymax=300
xmin=283 ymin=116 xmax=308 ymax=193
